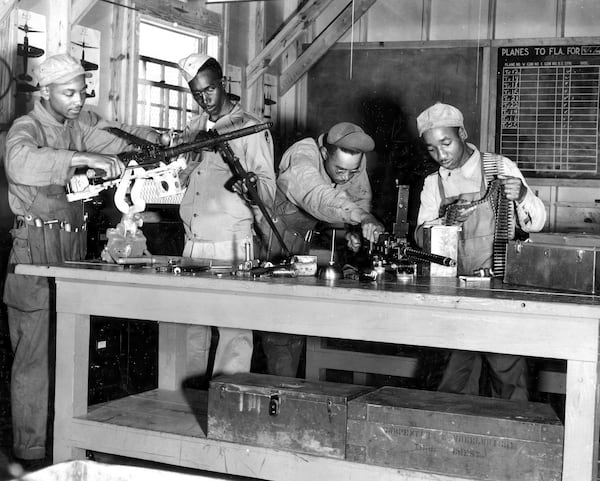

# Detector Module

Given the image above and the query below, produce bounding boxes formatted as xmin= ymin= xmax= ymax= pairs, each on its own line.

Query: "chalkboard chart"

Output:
xmin=306 ymin=44 xmax=483 ymax=229
xmin=496 ymin=44 xmax=600 ymax=178
xmin=307 ymin=45 xmax=483 ymax=153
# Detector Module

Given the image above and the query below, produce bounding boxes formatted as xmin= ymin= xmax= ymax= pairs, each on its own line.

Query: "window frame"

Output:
xmin=136 ymin=17 xmax=218 ymax=133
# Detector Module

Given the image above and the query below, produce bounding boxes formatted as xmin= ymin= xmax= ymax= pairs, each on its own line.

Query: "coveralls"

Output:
xmin=4 ymin=102 xmax=156 ymax=460
xmin=179 ymin=103 xmax=275 ymax=379
xmin=416 ymin=145 xmax=546 ymax=400
xmin=262 ymin=135 xmax=373 ymax=377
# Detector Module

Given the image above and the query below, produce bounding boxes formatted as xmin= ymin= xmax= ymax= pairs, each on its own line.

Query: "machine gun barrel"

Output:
xmin=114 ymin=122 xmax=273 ymax=167
xmin=400 ymin=246 xmax=456 ymax=267
xmin=162 ymin=122 xmax=273 ymax=158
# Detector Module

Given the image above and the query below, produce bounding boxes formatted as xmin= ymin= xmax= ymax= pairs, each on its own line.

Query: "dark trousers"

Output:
xmin=260 ymin=332 xmax=305 ymax=377
xmin=438 ymin=350 xmax=529 ymax=400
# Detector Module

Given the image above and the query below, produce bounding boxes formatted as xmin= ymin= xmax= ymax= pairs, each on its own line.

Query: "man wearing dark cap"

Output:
xmin=415 ymin=102 xmax=546 ymax=400
xmin=4 ymin=53 xmax=159 ymax=467
xmin=261 ymin=122 xmax=384 ymax=377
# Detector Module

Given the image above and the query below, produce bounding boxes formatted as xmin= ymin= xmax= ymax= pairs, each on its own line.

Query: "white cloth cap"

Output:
xmin=416 ymin=102 xmax=465 ymax=136
xmin=37 ymin=53 xmax=91 ymax=87
xmin=178 ymin=53 xmax=212 ymax=82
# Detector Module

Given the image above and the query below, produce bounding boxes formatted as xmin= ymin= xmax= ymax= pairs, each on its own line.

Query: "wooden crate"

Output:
xmin=346 ymin=386 xmax=563 ymax=481
xmin=207 ymin=372 xmax=372 ymax=459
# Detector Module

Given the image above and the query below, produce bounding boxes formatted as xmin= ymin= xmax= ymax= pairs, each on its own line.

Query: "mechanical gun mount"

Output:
xmin=66 ymin=122 xmax=274 ymax=207
xmin=66 ymin=121 xmax=292 ymax=263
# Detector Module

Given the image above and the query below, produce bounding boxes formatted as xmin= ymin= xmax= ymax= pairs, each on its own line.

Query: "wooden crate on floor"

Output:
xmin=347 ymin=386 xmax=564 ymax=481
xmin=207 ymin=372 xmax=372 ymax=459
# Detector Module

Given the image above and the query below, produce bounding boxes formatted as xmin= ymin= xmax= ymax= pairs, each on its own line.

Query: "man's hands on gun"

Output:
xmin=71 ymin=152 xmax=124 ymax=180
xmin=345 ymin=211 xmax=385 ymax=252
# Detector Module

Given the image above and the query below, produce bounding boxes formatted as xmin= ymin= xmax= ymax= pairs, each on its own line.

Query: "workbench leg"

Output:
xmin=53 ymin=312 xmax=89 ymax=462
xmin=562 ymin=359 xmax=599 ymax=481
xmin=158 ymin=323 xmax=188 ymax=390
xmin=305 ymin=337 xmax=322 ymax=381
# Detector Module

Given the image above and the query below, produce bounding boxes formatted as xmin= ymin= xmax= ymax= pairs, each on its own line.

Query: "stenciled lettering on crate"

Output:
xmin=346 ymin=386 xmax=563 ymax=481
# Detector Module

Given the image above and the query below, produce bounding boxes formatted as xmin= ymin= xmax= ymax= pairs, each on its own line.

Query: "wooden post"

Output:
xmin=46 ymin=0 xmax=71 ymax=55
xmin=0 ymin=5 xmax=16 ymax=167
xmin=53 ymin=311 xmax=89 ymax=462
xmin=109 ymin=0 xmax=138 ymax=124
xmin=0 ymin=0 xmax=17 ymax=23
xmin=246 ymin=1 xmax=265 ymax=119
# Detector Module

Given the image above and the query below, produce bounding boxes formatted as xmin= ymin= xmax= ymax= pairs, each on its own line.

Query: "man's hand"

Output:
xmin=498 ymin=175 xmax=526 ymax=202
xmin=444 ymin=199 xmax=477 ymax=225
xmin=345 ymin=232 xmax=362 ymax=252
xmin=360 ymin=213 xmax=385 ymax=244
xmin=72 ymin=152 xmax=124 ymax=179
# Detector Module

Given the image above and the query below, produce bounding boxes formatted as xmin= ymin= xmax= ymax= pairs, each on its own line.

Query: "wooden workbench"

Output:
xmin=16 ymin=263 xmax=600 ymax=481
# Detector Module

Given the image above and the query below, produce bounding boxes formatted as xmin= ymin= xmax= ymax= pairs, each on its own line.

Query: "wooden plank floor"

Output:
xmin=84 ymin=389 xmax=208 ymax=438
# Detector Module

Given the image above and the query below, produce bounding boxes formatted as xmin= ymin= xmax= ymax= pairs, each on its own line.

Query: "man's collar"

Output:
xmin=438 ymin=143 xmax=479 ymax=180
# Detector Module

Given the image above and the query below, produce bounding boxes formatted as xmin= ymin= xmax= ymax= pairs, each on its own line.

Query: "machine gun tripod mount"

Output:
xmin=79 ymin=121 xmax=290 ymax=262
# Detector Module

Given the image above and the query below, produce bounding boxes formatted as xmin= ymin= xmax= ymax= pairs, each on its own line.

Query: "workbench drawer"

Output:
xmin=346 ymin=386 xmax=563 ymax=480
xmin=207 ymin=373 xmax=372 ymax=459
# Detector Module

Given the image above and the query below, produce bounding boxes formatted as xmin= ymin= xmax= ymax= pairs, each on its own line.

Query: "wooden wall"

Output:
xmin=262 ymin=0 xmax=600 ymax=234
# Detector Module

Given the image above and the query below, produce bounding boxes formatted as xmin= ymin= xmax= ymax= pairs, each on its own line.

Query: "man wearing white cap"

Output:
xmin=260 ymin=122 xmax=384 ymax=377
xmin=415 ymin=102 xmax=546 ymax=400
xmin=4 ymin=53 xmax=159 ymax=467
xmin=177 ymin=53 xmax=276 ymax=381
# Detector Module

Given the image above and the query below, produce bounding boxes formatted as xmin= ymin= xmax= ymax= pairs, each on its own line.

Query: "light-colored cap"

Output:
xmin=178 ymin=53 xmax=212 ymax=82
xmin=327 ymin=122 xmax=374 ymax=152
xmin=37 ymin=53 xmax=91 ymax=87
xmin=416 ymin=102 xmax=465 ymax=136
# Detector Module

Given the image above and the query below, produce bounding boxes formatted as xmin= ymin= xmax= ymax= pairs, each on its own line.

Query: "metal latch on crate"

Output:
xmin=269 ymin=394 xmax=280 ymax=416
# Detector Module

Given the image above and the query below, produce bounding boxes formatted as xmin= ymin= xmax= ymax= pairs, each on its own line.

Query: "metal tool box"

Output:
xmin=504 ymin=232 xmax=600 ymax=294
xmin=207 ymin=372 xmax=372 ymax=459
xmin=346 ymin=386 xmax=563 ymax=481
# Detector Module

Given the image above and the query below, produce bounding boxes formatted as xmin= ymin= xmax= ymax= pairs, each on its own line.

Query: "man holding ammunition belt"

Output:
xmin=414 ymin=102 xmax=546 ymax=400
xmin=177 ymin=54 xmax=276 ymax=381
xmin=261 ymin=122 xmax=384 ymax=377
xmin=4 ymin=53 xmax=159 ymax=468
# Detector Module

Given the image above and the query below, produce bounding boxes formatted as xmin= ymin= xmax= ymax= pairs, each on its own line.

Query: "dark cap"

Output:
xmin=326 ymin=122 xmax=374 ymax=153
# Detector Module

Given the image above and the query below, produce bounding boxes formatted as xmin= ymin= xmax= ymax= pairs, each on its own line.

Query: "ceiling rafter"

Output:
xmin=71 ymin=0 xmax=98 ymax=25
xmin=245 ymin=0 xmax=334 ymax=89
xmin=279 ymin=0 xmax=377 ymax=97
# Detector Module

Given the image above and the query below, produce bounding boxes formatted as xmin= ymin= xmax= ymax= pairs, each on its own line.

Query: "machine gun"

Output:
xmin=370 ymin=233 xmax=456 ymax=266
xmin=360 ymin=233 xmax=456 ymax=281
xmin=66 ymin=122 xmax=274 ymax=210
xmin=111 ymin=123 xmax=273 ymax=169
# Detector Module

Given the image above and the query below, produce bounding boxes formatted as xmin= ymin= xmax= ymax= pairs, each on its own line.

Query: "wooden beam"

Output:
xmin=71 ymin=0 xmax=98 ymax=26
xmin=0 ymin=0 xmax=16 ymax=24
xmin=246 ymin=0 xmax=333 ymax=89
xmin=47 ymin=0 xmax=71 ymax=55
xmin=246 ymin=1 xmax=265 ymax=118
xmin=279 ymin=0 xmax=376 ymax=97
xmin=135 ymin=0 xmax=222 ymax=36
